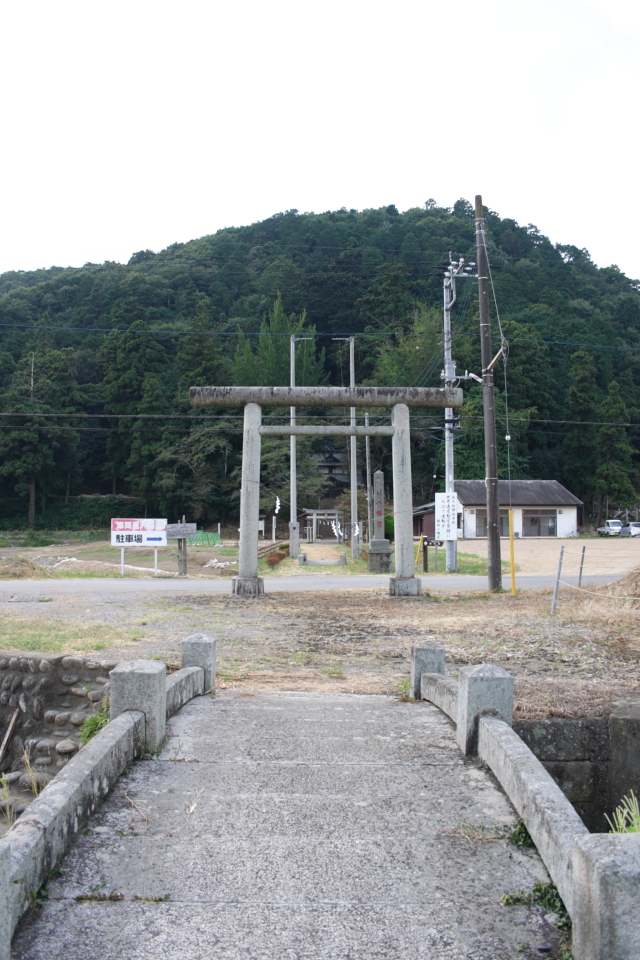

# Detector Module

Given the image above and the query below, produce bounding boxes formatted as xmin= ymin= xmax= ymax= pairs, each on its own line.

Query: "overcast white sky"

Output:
xmin=1 ymin=0 xmax=638 ymax=279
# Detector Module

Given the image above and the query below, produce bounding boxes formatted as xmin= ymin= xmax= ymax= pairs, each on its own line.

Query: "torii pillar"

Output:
xmin=190 ymin=386 xmax=463 ymax=598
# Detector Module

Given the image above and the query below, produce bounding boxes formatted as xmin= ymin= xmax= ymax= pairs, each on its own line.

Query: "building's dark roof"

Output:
xmin=412 ymin=480 xmax=582 ymax=514
xmin=454 ymin=480 xmax=582 ymax=507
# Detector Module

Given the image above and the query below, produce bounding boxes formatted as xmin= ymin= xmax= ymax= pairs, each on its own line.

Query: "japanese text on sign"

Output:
xmin=110 ymin=518 xmax=168 ymax=547
xmin=434 ymin=493 xmax=458 ymax=541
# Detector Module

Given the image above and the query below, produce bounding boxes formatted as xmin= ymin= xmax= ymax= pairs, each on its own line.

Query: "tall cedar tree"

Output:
xmin=563 ymin=349 xmax=599 ymax=506
xmin=595 ymin=381 xmax=636 ymax=523
xmin=0 ymin=349 xmax=81 ymax=526
xmin=99 ymin=321 xmax=171 ymax=499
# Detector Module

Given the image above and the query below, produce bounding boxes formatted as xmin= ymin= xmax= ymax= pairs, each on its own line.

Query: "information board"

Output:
xmin=111 ymin=518 xmax=167 ymax=546
xmin=166 ymin=523 xmax=197 ymax=540
xmin=434 ymin=493 xmax=458 ymax=541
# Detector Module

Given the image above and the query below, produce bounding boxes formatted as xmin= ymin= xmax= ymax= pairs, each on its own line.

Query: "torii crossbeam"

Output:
xmin=190 ymin=386 xmax=463 ymax=597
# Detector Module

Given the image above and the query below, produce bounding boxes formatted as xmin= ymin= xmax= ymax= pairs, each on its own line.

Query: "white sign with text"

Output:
xmin=434 ymin=494 xmax=458 ymax=541
xmin=110 ymin=518 xmax=167 ymax=547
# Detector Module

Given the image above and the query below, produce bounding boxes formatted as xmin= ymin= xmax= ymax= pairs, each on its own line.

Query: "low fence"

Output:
xmin=413 ymin=643 xmax=640 ymax=960
xmin=0 ymin=635 xmax=216 ymax=960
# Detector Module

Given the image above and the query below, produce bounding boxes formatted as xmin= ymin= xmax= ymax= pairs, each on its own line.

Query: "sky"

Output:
xmin=1 ymin=0 xmax=638 ymax=278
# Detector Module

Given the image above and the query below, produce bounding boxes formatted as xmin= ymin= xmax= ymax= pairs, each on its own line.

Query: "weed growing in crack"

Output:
xmin=503 ymin=882 xmax=573 ymax=959
xmin=80 ymin=698 xmax=110 ymax=746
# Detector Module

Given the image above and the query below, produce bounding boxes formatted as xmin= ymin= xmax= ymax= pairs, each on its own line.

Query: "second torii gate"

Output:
xmin=190 ymin=385 xmax=463 ymax=597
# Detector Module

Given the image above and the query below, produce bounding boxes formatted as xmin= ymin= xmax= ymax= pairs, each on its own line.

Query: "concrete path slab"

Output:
xmin=12 ymin=692 xmax=560 ymax=960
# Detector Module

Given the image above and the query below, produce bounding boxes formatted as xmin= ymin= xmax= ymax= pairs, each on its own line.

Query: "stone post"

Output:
xmin=389 ymin=403 xmax=421 ymax=596
xmin=182 ymin=634 xmax=217 ymax=693
xmin=410 ymin=643 xmax=446 ymax=699
xmin=456 ymin=663 xmax=514 ymax=755
xmin=289 ymin=521 xmax=300 ymax=559
xmin=572 ymin=833 xmax=640 ymax=960
xmin=607 ymin=702 xmax=640 ymax=818
xmin=109 ymin=659 xmax=166 ymax=753
xmin=0 ymin=840 xmax=10 ymax=960
xmin=232 ymin=402 xmax=265 ymax=597
xmin=368 ymin=469 xmax=392 ymax=573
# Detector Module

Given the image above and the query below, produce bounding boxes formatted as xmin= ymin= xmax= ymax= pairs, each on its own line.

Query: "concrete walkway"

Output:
xmin=13 ymin=693 xmax=558 ymax=960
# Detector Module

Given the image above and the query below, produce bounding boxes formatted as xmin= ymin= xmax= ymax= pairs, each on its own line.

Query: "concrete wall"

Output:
xmin=515 ymin=719 xmax=609 ymax=832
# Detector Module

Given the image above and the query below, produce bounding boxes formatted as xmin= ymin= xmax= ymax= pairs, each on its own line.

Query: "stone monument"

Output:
xmin=368 ymin=470 xmax=393 ymax=573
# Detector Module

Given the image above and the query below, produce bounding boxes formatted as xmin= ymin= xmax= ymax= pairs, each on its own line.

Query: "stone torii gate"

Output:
xmin=190 ymin=386 xmax=463 ymax=597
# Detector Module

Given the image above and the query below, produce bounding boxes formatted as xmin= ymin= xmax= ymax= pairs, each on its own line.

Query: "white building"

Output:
xmin=457 ymin=480 xmax=581 ymax=538
xmin=413 ymin=480 xmax=582 ymax=539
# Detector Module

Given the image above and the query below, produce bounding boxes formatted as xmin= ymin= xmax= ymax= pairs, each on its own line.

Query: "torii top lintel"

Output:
xmin=189 ymin=386 xmax=463 ymax=409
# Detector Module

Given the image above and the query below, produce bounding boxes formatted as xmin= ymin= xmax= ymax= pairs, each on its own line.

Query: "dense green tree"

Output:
xmin=233 ymin=294 xmax=326 ymax=387
xmin=155 ymin=423 xmax=234 ymax=523
xmin=595 ymin=381 xmax=636 ymax=522
xmin=0 ymin=349 xmax=81 ymax=526
xmin=176 ymin=299 xmax=229 ymax=393
xmin=453 ymin=386 xmax=532 ymax=481
xmin=563 ymin=349 xmax=600 ymax=506
xmin=99 ymin=321 xmax=171 ymax=496
xmin=0 ymin=202 xmax=639 ymax=528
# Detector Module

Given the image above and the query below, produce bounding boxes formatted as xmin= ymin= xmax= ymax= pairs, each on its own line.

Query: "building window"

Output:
xmin=522 ymin=509 xmax=556 ymax=537
xmin=475 ymin=510 xmax=509 ymax=537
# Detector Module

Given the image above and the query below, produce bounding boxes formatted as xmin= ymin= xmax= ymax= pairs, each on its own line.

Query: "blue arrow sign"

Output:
xmin=147 ymin=537 xmax=163 ymax=541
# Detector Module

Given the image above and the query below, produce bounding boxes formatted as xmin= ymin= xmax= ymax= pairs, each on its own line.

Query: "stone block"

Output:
xmin=0 ymin=840 xmax=10 ymax=960
xmin=421 ymin=674 xmax=458 ymax=722
xmin=608 ymin=702 xmax=640 ymax=817
xmin=368 ymin=549 xmax=392 ymax=573
xmin=542 ymin=760 xmax=605 ymax=804
xmin=514 ymin=718 xmax=610 ymax=763
xmin=457 ymin=663 xmax=514 ymax=755
xmin=231 ymin=577 xmax=265 ymax=597
xmin=166 ymin=667 xmax=204 ymax=719
xmin=109 ymin=659 xmax=166 ymax=752
xmin=297 ymin=553 xmax=307 ymax=565
xmin=389 ymin=577 xmax=421 ymax=596
xmin=410 ymin=643 xmax=445 ymax=699
xmin=572 ymin=833 xmax=640 ymax=960
xmin=181 ymin=635 xmax=217 ymax=694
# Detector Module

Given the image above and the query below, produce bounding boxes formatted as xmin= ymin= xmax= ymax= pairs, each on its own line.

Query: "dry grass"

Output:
xmin=0 ymin=557 xmax=47 ymax=579
xmin=0 ymin=616 xmax=146 ymax=653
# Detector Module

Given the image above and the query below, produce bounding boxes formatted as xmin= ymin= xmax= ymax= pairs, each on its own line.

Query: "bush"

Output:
xmin=384 ymin=514 xmax=394 ymax=539
xmin=265 ymin=552 xmax=287 ymax=567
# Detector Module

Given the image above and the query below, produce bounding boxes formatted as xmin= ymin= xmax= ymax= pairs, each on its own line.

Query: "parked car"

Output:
xmin=597 ymin=520 xmax=623 ymax=536
xmin=619 ymin=522 xmax=640 ymax=537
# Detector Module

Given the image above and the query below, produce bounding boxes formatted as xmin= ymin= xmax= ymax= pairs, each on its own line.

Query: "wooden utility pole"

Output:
xmin=475 ymin=195 xmax=502 ymax=591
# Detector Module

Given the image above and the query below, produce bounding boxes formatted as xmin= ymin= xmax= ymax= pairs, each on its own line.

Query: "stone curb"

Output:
xmin=166 ymin=667 xmax=204 ymax=719
xmin=420 ymin=674 xmax=458 ymax=721
xmin=478 ymin=715 xmax=588 ymax=916
xmin=1 ymin=710 xmax=144 ymax=937
xmin=1 ymin=635 xmax=217 ymax=957
xmin=416 ymin=641 xmax=640 ymax=958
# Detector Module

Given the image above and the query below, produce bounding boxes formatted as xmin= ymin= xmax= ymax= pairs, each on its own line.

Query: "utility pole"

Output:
xmin=289 ymin=334 xmax=312 ymax=559
xmin=333 ymin=337 xmax=360 ymax=558
xmin=442 ymin=255 xmax=466 ymax=573
xmin=365 ymin=412 xmax=373 ymax=543
xmin=475 ymin=195 xmax=502 ymax=591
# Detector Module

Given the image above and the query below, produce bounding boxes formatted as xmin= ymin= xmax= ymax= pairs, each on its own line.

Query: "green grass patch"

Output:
xmin=79 ymin=698 xmax=110 ymax=745
xmin=0 ymin=616 xmax=141 ymax=653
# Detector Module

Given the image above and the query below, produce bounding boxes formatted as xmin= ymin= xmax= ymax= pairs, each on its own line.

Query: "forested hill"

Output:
xmin=1 ymin=199 xmax=639 ymax=530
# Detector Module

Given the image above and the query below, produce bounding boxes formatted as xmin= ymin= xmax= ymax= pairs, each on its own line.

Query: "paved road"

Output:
xmin=12 ymin=692 xmax=556 ymax=960
xmin=0 ymin=572 xmax=619 ymax=598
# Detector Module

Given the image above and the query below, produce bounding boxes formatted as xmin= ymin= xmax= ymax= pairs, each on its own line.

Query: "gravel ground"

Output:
xmin=1 ymin=580 xmax=638 ymax=719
